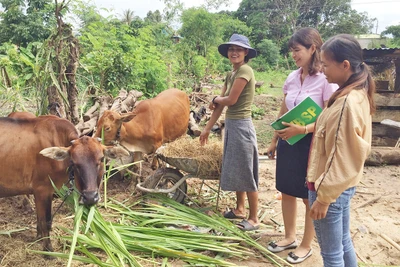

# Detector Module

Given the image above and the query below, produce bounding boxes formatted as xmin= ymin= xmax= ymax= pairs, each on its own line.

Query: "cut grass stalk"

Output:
xmin=34 ymin=183 xmax=290 ymax=266
xmin=108 ymin=195 xmax=291 ymax=266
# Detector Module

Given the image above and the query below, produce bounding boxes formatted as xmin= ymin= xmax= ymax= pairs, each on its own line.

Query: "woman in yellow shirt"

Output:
xmin=307 ymin=34 xmax=375 ymax=267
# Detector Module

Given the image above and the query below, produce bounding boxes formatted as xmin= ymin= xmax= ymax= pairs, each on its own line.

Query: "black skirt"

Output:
xmin=275 ymin=133 xmax=313 ymax=199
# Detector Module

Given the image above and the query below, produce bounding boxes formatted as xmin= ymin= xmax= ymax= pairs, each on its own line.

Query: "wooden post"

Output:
xmin=395 ymin=58 xmax=400 ymax=93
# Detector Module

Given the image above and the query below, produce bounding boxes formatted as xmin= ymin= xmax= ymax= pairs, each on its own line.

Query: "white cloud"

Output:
xmin=352 ymin=0 xmax=400 ymax=33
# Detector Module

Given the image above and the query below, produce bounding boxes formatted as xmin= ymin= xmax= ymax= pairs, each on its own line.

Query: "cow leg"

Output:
xmin=132 ymin=151 xmax=144 ymax=173
xmin=33 ymin=192 xmax=54 ymax=252
xmin=22 ymin=195 xmax=34 ymax=213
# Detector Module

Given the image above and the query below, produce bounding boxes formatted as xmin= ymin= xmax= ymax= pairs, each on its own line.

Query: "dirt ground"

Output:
xmin=1 ymin=159 xmax=399 ymax=267
xmin=1 ymin=93 xmax=400 ymax=266
xmin=254 ymin=160 xmax=400 ymax=267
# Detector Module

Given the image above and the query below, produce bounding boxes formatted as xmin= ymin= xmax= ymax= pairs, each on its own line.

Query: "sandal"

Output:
xmin=223 ymin=209 xmax=245 ymax=219
xmin=236 ymin=220 xmax=260 ymax=231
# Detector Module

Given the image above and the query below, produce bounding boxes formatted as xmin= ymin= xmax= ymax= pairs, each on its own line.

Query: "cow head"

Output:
xmin=94 ymin=110 xmax=136 ymax=145
xmin=40 ymin=136 xmax=129 ymax=205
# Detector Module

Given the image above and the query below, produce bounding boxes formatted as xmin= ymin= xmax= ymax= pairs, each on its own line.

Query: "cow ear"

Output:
xmin=103 ymin=146 xmax=130 ymax=159
xmin=40 ymin=147 xmax=70 ymax=161
xmin=120 ymin=113 xmax=136 ymax=123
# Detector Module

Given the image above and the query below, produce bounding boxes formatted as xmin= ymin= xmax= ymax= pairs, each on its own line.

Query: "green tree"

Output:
xmin=318 ymin=7 xmax=375 ymax=39
xmin=382 ymin=25 xmax=400 ymax=47
xmin=121 ymin=9 xmax=136 ymax=25
xmin=203 ymin=0 xmax=230 ymax=10
xmin=162 ymin=0 xmax=184 ymax=24
xmin=0 ymin=0 xmax=55 ymax=46
xmin=78 ymin=17 xmax=168 ymax=96
xmin=174 ymin=8 xmax=220 ymax=89
xmin=179 ymin=8 xmax=218 ymax=57
xmin=145 ymin=10 xmax=162 ymax=24
xmin=216 ymin=13 xmax=251 ymax=43
xmin=235 ymin=0 xmax=375 ymax=45
xmin=251 ymin=39 xmax=280 ymax=71
xmin=72 ymin=0 xmax=103 ymax=30
xmin=383 ymin=25 xmax=400 ymax=38
xmin=235 ymin=0 xmax=298 ymax=45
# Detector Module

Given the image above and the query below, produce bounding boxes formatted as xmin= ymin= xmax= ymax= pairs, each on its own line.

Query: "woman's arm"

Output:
xmin=265 ymin=96 xmax=288 ymax=158
xmin=199 ymin=85 xmax=228 ymax=146
xmin=213 ymin=78 xmax=247 ymax=106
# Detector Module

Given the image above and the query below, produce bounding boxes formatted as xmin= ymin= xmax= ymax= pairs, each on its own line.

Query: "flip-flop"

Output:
xmin=236 ymin=219 xmax=260 ymax=231
xmin=223 ymin=209 xmax=245 ymax=219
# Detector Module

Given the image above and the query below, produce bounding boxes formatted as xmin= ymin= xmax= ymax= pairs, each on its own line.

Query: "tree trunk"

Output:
xmin=66 ymin=25 xmax=80 ymax=125
xmin=1 ymin=67 xmax=12 ymax=88
xmin=365 ymin=147 xmax=400 ymax=166
xmin=46 ymin=1 xmax=79 ymax=122
xmin=47 ymin=85 xmax=65 ymax=117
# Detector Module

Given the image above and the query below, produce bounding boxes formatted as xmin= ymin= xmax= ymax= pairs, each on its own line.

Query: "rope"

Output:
xmin=51 ymin=164 xmax=76 ymax=223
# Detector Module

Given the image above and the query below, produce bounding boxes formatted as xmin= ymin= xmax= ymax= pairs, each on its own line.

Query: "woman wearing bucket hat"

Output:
xmin=265 ymin=28 xmax=338 ymax=264
xmin=200 ymin=34 xmax=260 ymax=231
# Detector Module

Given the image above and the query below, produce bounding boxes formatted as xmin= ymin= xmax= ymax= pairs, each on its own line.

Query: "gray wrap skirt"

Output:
xmin=220 ymin=118 xmax=259 ymax=192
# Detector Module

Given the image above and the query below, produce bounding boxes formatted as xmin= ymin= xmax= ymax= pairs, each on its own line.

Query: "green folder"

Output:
xmin=270 ymin=96 xmax=322 ymax=145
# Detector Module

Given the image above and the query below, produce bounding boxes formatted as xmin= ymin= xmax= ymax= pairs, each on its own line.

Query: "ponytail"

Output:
xmin=323 ymin=35 xmax=376 ymax=115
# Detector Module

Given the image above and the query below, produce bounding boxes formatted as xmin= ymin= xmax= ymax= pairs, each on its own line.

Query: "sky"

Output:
xmin=92 ymin=0 xmax=400 ymax=34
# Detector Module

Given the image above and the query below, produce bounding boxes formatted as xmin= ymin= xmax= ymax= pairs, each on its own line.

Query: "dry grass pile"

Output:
xmin=160 ymin=136 xmax=223 ymax=177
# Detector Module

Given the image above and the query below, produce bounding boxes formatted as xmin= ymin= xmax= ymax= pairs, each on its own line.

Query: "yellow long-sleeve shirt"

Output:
xmin=307 ymin=89 xmax=372 ymax=204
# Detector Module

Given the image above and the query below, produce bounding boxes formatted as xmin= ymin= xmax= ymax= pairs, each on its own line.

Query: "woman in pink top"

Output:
xmin=266 ymin=28 xmax=337 ymax=264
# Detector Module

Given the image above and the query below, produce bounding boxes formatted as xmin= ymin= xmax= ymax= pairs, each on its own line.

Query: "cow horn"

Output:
xmin=96 ymin=137 xmax=102 ymax=142
xmin=70 ymin=140 xmax=76 ymax=144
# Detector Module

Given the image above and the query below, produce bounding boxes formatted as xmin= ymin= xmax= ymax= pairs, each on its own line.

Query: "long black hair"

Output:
xmin=322 ymin=34 xmax=376 ymax=114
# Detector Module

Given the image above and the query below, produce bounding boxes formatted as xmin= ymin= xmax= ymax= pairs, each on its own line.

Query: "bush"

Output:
xmin=251 ymin=39 xmax=281 ymax=71
xmin=251 ymin=104 xmax=265 ymax=120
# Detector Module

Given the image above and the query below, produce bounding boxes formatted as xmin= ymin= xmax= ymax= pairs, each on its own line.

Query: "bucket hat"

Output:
xmin=218 ymin=34 xmax=257 ymax=59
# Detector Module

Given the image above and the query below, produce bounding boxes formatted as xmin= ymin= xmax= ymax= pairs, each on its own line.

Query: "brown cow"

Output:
xmin=7 ymin=111 xmax=37 ymax=212
xmin=94 ymin=88 xmax=190 ymax=163
xmin=0 ymin=115 xmax=128 ymax=251
xmin=8 ymin=111 xmax=36 ymax=119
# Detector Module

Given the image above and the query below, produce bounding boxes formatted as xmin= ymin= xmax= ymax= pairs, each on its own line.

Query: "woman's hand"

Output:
xmin=276 ymin=122 xmax=305 ymax=140
xmin=199 ymin=129 xmax=210 ymax=146
xmin=266 ymin=139 xmax=278 ymax=159
xmin=310 ymin=200 xmax=329 ymax=220
xmin=208 ymin=101 xmax=217 ymax=111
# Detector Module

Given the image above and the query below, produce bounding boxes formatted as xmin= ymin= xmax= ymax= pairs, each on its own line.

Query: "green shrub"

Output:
xmin=251 ymin=104 xmax=265 ymax=120
xmin=251 ymin=39 xmax=281 ymax=72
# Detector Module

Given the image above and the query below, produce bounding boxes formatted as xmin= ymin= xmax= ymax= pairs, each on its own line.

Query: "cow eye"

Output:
xmin=105 ymin=127 xmax=111 ymax=131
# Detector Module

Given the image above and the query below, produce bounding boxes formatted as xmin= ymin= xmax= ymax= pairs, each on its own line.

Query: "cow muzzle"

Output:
xmin=79 ymin=191 xmax=100 ymax=206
